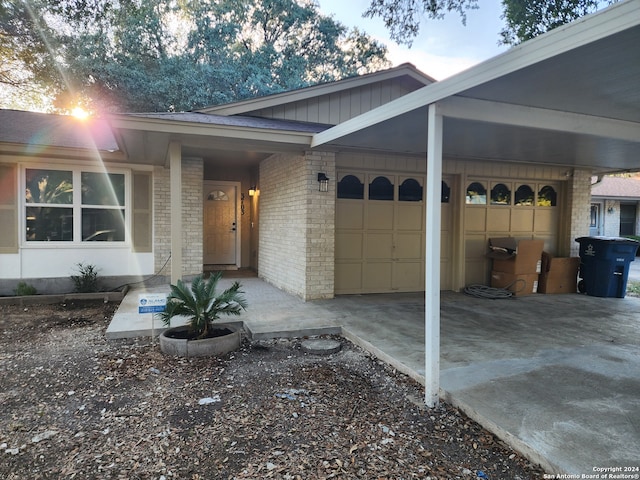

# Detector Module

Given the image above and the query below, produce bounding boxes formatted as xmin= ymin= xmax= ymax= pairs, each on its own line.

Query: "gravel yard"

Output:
xmin=0 ymin=300 xmax=545 ymax=479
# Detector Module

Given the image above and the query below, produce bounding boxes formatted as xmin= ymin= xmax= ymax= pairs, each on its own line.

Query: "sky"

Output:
xmin=318 ymin=0 xmax=508 ymax=80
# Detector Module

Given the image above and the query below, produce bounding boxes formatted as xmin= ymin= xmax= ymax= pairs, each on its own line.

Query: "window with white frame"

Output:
xmin=25 ymin=168 xmax=127 ymax=243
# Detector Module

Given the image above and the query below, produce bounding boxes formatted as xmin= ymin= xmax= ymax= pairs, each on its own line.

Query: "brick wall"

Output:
xmin=258 ymin=151 xmax=335 ymax=300
xmin=153 ymin=157 xmax=203 ymax=279
xmin=568 ymin=168 xmax=592 ymax=257
xmin=603 ymin=200 xmax=620 ymax=237
xmin=154 ymin=166 xmax=171 ymax=276
xmin=182 ymin=157 xmax=203 ymax=276
xmin=304 ymin=151 xmax=336 ymax=299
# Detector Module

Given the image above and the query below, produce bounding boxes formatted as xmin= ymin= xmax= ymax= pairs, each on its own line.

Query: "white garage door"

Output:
xmin=335 ymin=172 xmax=454 ymax=294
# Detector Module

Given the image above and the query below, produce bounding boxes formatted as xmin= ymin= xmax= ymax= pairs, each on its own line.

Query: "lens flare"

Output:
xmin=71 ymin=106 xmax=90 ymax=120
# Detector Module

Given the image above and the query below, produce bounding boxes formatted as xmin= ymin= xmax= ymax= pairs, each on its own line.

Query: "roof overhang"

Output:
xmin=311 ymin=0 xmax=640 ymax=173
xmin=109 ymin=114 xmax=324 ymax=167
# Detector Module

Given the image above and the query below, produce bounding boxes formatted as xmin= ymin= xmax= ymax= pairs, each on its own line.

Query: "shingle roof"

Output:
xmin=123 ymin=111 xmax=331 ymax=133
xmin=0 ymin=109 xmax=119 ymax=152
xmin=592 ymin=175 xmax=640 ymax=198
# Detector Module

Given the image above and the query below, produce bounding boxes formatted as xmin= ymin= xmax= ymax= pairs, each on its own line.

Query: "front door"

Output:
xmin=203 ymin=183 xmax=238 ymax=265
xmin=620 ymin=204 xmax=637 ymax=236
xmin=590 ymin=203 xmax=602 ymax=236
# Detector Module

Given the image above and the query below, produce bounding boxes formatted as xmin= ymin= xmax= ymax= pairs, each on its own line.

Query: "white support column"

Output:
xmin=169 ymin=142 xmax=183 ymax=285
xmin=425 ymin=103 xmax=443 ymax=408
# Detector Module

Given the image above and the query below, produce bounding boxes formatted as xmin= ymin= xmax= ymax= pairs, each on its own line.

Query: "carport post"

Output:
xmin=169 ymin=141 xmax=183 ymax=284
xmin=424 ymin=103 xmax=442 ymax=408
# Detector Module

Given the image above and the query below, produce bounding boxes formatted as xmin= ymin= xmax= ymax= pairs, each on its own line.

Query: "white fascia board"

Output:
xmin=110 ymin=116 xmax=314 ymax=146
xmin=312 ymin=0 xmax=640 ymax=148
xmin=0 ymin=142 xmax=125 ymax=160
xmin=440 ymin=96 xmax=640 ymax=142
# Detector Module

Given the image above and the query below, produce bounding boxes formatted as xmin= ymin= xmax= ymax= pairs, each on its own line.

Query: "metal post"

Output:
xmin=425 ymin=103 xmax=443 ymax=408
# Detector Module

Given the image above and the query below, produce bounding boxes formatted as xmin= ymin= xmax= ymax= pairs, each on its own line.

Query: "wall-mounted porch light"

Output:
xmin=249 ymin=185 xmax=258 ymax=196
xmin=317 ymin=172 xmax=329 ymax=192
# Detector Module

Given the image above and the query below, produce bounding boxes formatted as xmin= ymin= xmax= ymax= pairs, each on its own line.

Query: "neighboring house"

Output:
xmin=1 ymin=1 xmax=639 ymax=302
xmin=590 ymin=175 xmax=640 ymax=238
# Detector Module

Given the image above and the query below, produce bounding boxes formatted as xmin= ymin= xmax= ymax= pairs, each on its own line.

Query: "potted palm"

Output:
xmin=158 ymin=272 xmax=247 ymax=357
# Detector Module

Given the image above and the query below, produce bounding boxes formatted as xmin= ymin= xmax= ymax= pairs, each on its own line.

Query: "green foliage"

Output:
xmin=158 ymin=272 xmax=247 ymax=340
xmin=0 ymin=0 xmax=61 ymax=109
xmin=499 ymin=0 xmax=617 ymax=45
xmin=14 ymin=282 xmax=37 ymax=296
xmin=1 ymin=0 xmax=389 ymax=113
xmin=70 ymin=263 xmax=100 ymax=293
xmin=363 ymin=0 xmax=478 ymax=46
xmin=362 ymin=0 xmax=615 ymax=48
xmin=627 ymin=281 xmax=640 ymax=297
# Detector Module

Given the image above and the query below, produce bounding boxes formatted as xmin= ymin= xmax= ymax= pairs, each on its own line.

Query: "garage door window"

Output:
xmin=466 ymin=182 xmax=487 ymax=204
xmin=491 ymin=183 xmax=511 ymax=205
xmin=538 ymin=185 xmax=557 ymax=206
xmin=337 ymin=175 xmax=364 ymax=199
xmin=515 ymin=184 xmax=534 ymax=206
xmin=399 ymin=178 xmax=422 ymax=202
xmin=441 ymin=181 xmax=450 ymax=203
xmin=369 ymin=176 xmax=394 ymax=201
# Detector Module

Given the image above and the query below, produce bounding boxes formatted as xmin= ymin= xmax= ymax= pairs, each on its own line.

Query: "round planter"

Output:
xmin=159 ymin=323 xmax=242 ymax=357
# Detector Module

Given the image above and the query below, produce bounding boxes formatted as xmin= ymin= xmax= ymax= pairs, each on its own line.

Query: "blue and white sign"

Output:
xmin=138 ymin=293 xmax=167 ymax=314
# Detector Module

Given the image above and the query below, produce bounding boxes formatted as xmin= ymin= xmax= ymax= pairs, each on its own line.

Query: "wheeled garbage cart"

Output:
xmin=575 ymin=236 xmax=639 ymax=298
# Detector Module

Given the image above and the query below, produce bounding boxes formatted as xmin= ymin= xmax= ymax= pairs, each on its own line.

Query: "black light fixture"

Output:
xmin=317 ymin=172 xmax=329 ymax=192
xmin=249 ymin=185 xmax=257 ymax=196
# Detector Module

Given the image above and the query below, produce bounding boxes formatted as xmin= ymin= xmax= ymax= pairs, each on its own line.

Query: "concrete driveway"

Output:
xmin=108 ymin=274 xmax=640 ymax=475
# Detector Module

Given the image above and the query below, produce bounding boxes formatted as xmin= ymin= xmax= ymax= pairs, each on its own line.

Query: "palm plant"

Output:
xmin=158 ymin=272 xmax=247 ymax=340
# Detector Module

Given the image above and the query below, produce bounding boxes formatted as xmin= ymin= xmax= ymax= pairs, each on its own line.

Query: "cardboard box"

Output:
xmin=490 ymin=271 xmax=539 ymax=296
xmin=538 ymin=252 xmax=580 ymax=294
xmin=488 ymin=237 xmax=544 ymax=274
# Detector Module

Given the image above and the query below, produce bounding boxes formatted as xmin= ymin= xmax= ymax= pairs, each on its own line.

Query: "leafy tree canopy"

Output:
xmin=499 ymin=0 xmax=617 ymax=45
xmin=363 ymin=0 xmax=615 ymax=46
xmin=364 ymin=0 xmax=478 ymax=47
xmin=1 ymin=0 xmax=389 ymax=113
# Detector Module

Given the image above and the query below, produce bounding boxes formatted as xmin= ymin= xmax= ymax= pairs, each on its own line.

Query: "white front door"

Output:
xmin=590 ymin=203 xmax=602 ymax=236
xmin=203 ymin=183 xmax=238 ymax=265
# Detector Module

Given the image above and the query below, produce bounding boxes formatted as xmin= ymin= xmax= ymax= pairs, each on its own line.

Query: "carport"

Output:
xmin=311 ymin=0 xmax=640 ymax=407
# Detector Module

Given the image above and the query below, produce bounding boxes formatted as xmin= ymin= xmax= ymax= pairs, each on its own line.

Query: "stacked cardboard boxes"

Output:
xmin=488 ymin=238 xmax=544 ymax=296
xmin=538 ymin=252 xmax=580 ymax=294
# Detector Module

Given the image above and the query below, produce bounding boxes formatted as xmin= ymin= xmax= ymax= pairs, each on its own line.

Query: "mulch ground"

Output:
xmin=0 ymin=300 xmax=545 ymax=479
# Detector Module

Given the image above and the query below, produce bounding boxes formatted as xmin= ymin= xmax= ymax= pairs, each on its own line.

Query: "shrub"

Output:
xmin=70 ymin=263 xmax=100 ymax=293
xmin=14 ymin=282 xmax=37 ymax=296
xmin=158 ymin=272 xmax=247 ymax=339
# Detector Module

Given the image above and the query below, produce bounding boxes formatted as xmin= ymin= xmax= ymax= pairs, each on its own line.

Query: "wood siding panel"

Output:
xmin=132 ymin=171 xmax=152 ymax=252
xmin=244 ymin=79 xmax=419 ymax=124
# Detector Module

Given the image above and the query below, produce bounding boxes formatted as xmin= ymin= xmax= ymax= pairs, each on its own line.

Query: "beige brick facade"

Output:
xmin=182 ymin=157 xmax=204 ymax=276
xmin=567 ymin=168 xmax=592 ymax=257
xmin=153 ymin=157 xmax=203 ymax=279
xmin=153 ymin=166 xmax=171 ymax=275
xmin=258 ymin=151 xmax=335 ymax=300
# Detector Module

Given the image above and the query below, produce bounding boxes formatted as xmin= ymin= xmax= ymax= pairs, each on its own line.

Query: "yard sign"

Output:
xmin=139 ymin=293 xmax=167 ymax=344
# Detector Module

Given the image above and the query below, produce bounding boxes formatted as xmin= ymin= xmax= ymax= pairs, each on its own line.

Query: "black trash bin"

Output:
xmin=575 ymin=236 xmax=639 ymax=298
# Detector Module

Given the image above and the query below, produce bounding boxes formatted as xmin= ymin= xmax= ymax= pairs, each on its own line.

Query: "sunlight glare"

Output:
xmin=71 ymin=106 xmax=90 ymax=120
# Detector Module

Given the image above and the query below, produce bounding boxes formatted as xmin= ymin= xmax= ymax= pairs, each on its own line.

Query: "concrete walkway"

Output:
xmin=107 ymin=273 xmax=640 ymax=475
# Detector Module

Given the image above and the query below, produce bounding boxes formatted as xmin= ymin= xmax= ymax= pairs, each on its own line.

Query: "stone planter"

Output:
xmin=159 ymin=323 xmax=242 ymax=357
